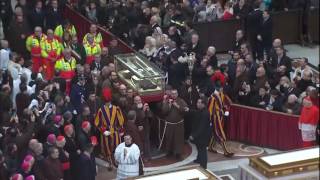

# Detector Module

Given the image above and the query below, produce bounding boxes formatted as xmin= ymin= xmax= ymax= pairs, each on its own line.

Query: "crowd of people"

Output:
xmin=0 ymin=0 xmax=319 ymax=179
xmin=71 ymin=0 xmax=318 ymax=47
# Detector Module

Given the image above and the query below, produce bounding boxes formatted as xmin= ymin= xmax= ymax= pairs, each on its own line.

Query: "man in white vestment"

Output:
xmin=115 ymin=134 xmax=140 ymax=180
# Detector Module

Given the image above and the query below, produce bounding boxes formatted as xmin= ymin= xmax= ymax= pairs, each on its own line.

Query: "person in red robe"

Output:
xmin=299 ymin=96 xmax=319 ymax=147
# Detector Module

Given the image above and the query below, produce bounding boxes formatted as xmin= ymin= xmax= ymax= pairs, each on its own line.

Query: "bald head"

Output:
xmin=207 ymin=46 xmax=216 ymax=56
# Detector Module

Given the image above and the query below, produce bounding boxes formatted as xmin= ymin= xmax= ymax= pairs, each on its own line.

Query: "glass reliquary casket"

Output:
xmin=114 ymin=53 xmax=165 ymax=101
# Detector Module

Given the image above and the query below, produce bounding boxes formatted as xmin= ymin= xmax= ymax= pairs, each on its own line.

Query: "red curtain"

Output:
xmin=63 ymin=5 xmax=134 ymax=53
xmin=227 ymin=104 xmax=303 ymax=151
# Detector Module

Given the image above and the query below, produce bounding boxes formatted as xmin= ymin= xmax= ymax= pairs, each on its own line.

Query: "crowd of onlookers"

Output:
xmin=0 ymin=0 xmax=319 ymax=179
xmin=73 ymin=0 xmax=319 ymax=46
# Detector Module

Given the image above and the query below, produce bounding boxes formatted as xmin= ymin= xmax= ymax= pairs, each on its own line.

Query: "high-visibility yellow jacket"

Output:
xmin=55 ymin=57 xmax=77 ymax=79
xmin=83 ymin=43 xmax=101 ymax=57
xmin=54 ymin=25 xmax=77 ymax=39
xmin=83 ymin=32 xmax=103 ymax=46
xmin=40 ymin=38 xmax=62 ymax=58
xmin=26 ymin=34 xmax=47 ymax=54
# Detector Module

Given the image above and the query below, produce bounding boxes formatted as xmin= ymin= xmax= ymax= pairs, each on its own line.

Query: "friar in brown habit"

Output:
xmin=161 ymin=89 xmax=189 ymax=159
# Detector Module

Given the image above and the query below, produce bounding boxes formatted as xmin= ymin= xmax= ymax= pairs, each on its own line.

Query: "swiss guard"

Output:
xmin=94 ymin=88 xmax=125 ymax=170
xmin=207 ymin=85 xmax=234 ymax=157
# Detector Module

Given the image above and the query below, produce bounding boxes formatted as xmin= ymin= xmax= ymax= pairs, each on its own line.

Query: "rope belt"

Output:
xmin=157 ymin=117 xmax=184 ymax=150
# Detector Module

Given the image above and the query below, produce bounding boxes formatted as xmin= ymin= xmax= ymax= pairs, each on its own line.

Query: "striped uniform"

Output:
xmin=94 ymin=104 xmax=125 ymax=163
xmin=207 ymin=91 xmax=232 ymax=154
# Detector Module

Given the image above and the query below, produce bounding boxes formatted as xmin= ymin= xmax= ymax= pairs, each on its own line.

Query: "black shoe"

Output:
xmin=193 ymin=159 xmax=199 ymax=164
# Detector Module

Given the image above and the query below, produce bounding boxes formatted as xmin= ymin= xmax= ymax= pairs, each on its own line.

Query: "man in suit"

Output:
xmin=206 ymin=46 xmax=218 ymax=69
xmin=190 ymin=97 xmax=212 ymax=169
xmin=45 ymin=0 xmax=63 ymax=30
xmin=29 ymin=0 xmax=45 ymax=29
xmin=77 ymin=143 xmax=96 ymax=180
xmin=70 ymin=35 xmax=86 ymax=65
xmin=233 ymin=30 xmax=246 ymax=51
xmin=90 ymin=54 xmax=102 ymax=72
xmin=268 ymin=38 xmax=282 ymax=61
xmin=270 ymin=46 xmax=292 ymax=78
xmin=188 ymin=33 xmax=203 ymax=58
xmin=149 ymin=15 xmax=162 ymax=35
xmin=266 ymin=89 xmax=285 ymax=112
xmin=244 ymin=54 xmax=258 ymax=84
xmin=246 ymin=1 xmax=263 ymax=60
xmin=260 ymin=10 xmax=273 ymax=57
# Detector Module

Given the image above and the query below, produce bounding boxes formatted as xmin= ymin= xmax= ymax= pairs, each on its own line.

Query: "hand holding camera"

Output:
xmin=143 ymin=103 xmax=149 ymax=112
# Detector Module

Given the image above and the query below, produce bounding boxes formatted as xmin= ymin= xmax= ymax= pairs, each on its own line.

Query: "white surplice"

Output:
xmin=115 ymin=142 xmax=140 ymax=180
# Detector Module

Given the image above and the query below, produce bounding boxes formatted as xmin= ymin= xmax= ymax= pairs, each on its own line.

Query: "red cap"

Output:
xmin=21 ymin=161 xmax=31 ymax=172
xmin=102 ymin=88 xmax=112 ymax=102
xmin=56 ymin=135 xmax=65 ymax=143
xmin=54 ymin=115 xmax=62 ymax=124
xmin=64 ymin=124 xmax=73 ymax=134
xmin=82 ymin=121 xmax=90 ymax=129
xmin=24 ymin=155 xmax=34 ymax=163
xmin=47 ymin=134 xmax=56 ymax=144
xmin=11 ymin=174 xmax=23 ymax=180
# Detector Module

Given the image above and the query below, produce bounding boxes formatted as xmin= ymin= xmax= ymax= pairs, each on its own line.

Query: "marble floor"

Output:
xmin=217 ymin=44 xmax=319 ymax=68
xmin=95 ymin=141 xmax=281 ymax=180
xmin=284 ymin=44 xmax=319 ymax=67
